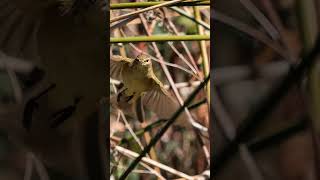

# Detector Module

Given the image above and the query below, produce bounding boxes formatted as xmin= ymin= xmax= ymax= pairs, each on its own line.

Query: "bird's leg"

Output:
xmin=125 ymin=93 xmax=135 ymax=103
xmin=116 ymin=87 xmax=127 ymax=102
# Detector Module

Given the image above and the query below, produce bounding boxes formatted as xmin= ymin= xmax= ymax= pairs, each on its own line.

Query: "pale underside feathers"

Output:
xmin=110 ymin=55 xmax=185 ymax=121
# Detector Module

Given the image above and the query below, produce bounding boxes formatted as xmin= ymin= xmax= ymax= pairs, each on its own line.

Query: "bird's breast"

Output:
xmin=121 ymin=65 xmax=153 ymax=95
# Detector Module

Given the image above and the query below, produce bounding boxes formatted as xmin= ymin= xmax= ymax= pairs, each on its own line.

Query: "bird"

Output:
xmin=110 ymin=54 xmax=186 ymax=123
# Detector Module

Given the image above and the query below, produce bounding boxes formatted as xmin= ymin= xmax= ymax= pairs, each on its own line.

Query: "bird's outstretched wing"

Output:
xmin=110 ymin=55 xmax=133 ymax=81
xmin=142 ymin=76 xmax=183 ymax=121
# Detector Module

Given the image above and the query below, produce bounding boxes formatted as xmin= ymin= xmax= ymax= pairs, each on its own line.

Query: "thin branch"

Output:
xmin=169 ymin=6 xmax=210 ymax=30
xmin=167 ymin=41 xmax=198 ymax=75
xmin=110 ymin=0 xmax=185 ymax=23
xmin=139 ymin=13 xmax=208 ymax=131
xmin=119 ymin=75 xmax=210 ymax=179
xmin=115 ymin=145 xmax=193 ymax=179
xmin=126 ymin=41 xmax=196 ymax=76
xmin=165 ymin=16 xmax=200 ymax=73
xmin=110 ymin=35 xmax=210 ymax=43
xmin=110 ymin=1 xmax=210 ymax=9
xmin=194 ymin=5 xmax=210 ymax=109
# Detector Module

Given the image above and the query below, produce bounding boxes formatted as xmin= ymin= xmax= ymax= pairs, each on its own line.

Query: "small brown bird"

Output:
xmin=110 ymin=54 xmax=187 ymax=123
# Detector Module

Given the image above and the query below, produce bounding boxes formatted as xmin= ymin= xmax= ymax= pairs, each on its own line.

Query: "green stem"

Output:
xmin=170 ymin=6 xmax=210 ymax=30
xmin=110 ymin=35 xmax=210 ymax=43
xmin=193 ymin=6 xmax=210 ymax=108
xmin=110 ymin=1 xmax=210 ymax=9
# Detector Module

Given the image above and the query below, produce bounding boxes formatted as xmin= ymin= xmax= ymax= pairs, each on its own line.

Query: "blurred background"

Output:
xmin=213 ymin=0 xmax=320 ymax=179
xmin=0 ymin=0 xmax=106 ymax=179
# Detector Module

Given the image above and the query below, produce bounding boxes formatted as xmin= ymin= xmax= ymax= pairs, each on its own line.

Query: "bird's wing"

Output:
xmin=110 ymin=55 xmax=133 ymax=81
xmin=142 ymin=76 xmax=182 ymax=120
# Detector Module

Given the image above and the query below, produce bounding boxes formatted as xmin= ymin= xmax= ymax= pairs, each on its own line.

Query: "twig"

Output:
xmin=139 ymin=13 xmax=208 ymax=132
xmin=117 ymin=29 xmax=198 ymax=76
xmin=125 ymin=40 xmax=196 ymax=76
xmin=110 ymin=35 xmax=210 ymax=43
xmin=113 ymin=97 xmax=207 ymax=145
xmin=111 ymin=78 xmax=202 ymax=89
xmin=167 ymin=41 xmax=198 ymax=75
xmin=111 ymin=162 xmax=166 ymax=180
xmin=165 ymin=16 xmax=200 ymax=73
xmin=110 ymin=0 xmax=185 ymax=23
xmin=110 ymin=1 xmax=210 ymax=9
xmin=193 ymin=5 xmax=210 ymax=165
xmin=110 ymin=15 xmax=138 ymax=31
xmin=193 ymin=5 xmax=210 ymax=111
xmin=169 ymin=6 xmax=210 ymax=30
xmin=115 ymin=145 xmax=193 ymax=179
xmin=119 ymin=75 xmax=209 ymax=179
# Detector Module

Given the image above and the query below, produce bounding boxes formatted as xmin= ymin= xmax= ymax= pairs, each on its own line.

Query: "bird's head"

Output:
xmin=135 ymin=54 xmax=152 ymax=67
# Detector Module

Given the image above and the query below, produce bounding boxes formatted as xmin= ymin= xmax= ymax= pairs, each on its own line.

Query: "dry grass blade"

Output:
xmin=114 ymin=145 xmax=194 ymax=179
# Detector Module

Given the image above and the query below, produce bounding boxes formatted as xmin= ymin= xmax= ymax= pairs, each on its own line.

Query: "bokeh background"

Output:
xmin=213 ymin=0 xmax=320 ymax=179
